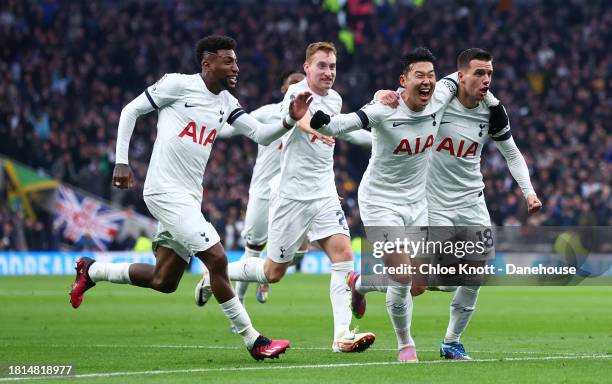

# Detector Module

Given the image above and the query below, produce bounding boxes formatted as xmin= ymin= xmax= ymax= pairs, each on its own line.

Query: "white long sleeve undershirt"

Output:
xmin=338 ymin=129 xmax=372 ymax=147
xmin=229 ymin=112 xmax=291 ymax=146
xmin=494 ymin=136 xmax=536 ymax=197
xmin=115 ymin=93 xmax=154 ymax=165
xmin=318 ymin=113 xmax=363 ymax=137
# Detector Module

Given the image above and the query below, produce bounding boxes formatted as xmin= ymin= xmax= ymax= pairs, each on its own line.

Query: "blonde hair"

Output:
xmin=305 ymin=42 xmax=337 ymax=63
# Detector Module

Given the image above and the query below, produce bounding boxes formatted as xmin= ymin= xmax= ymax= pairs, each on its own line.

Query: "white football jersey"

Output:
xmin=142 ymin=73 xmax=241 ymax=201
xmin=277 ymin=79 xmax=342 ymax=201
xmin=427 ymin=97 xmax=510 ymax=210
xmin=248 ymin=102 xmax=283 ymax=199
xmin=358 ymin=78 xmax=456 ymax=205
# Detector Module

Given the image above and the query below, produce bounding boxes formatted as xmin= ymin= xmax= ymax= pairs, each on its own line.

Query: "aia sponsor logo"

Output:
xmin=392 ymin=134 xmax=435 ymax=155
xmin=178 ymin=122 xmax=217 ymax=146
xmin=435 ymin=137 xmax=478 ymax=157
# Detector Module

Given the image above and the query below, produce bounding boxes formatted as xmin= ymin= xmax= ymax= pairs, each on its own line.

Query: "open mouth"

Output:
xmin=227 ymin=75 xmax=238 ymax=86
xmin=418 ymin=87 xmax=431 ymax=102
xmin=479 ymin=86 xmax=489 ymax=96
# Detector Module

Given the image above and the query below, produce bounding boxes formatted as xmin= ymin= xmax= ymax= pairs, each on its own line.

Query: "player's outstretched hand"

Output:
xmin=526 ymin=194 xmax=542 ymax=214
xmin=289 ymin=91 xmax=313 ymax=121
xmin=112 ymin=164 xmax=134 ymax=189
xmin=489 ymin=103 xmax=509 ymax=132
xmin=314 ymin=133 xmax=335 ymax=146
xmin=310 ymin=110 xmax=330 ymax=130
xmin=374 ymin=90 xmax=400 ymax=108
xmin=297 ymin=114 xmax=335 ymax=146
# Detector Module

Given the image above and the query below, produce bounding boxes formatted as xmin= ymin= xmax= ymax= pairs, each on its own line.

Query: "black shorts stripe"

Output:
xmin=355 ymin=110 xmax=370 ymax=129
xmin=144 ymin=88 xmax=159 ymax=109
xmin=492 ymin=131 xmax=512 ymax=141
xmin=227 ymin=108 xmax=245 ymax=125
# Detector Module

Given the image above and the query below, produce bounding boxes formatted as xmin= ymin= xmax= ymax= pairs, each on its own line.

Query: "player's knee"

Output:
xmin=158 ymin=282 xmax=179 ymax=294
xmin=411 ymin=285 xmax=427 ymax=297
xmin=265 ymin=265 xmax=287 ymax=283
xmin=151 ymin=277 xmax=179 ymax=294
xmin=266 ymin=270 xmax=284 ymax=283
xmin=330 ymin=247 xmax=354 ymax=263
xmin=201 ymin=249 xmax=228 ymax=275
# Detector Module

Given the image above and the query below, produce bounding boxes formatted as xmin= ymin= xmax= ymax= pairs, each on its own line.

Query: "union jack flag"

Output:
xmin=53 ymin=185 xmax=127 ymax=250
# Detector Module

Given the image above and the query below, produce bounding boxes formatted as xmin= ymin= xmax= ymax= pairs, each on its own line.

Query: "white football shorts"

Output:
xmin=359 ymin=198 xmax=428 ymax=258
xmin=144 ymin=192 xmax=220 ymax=263
xmin=428 ymin=196 xmax=494 ymax=261
xmin=267 ymin=194 xmax=350 ymax=264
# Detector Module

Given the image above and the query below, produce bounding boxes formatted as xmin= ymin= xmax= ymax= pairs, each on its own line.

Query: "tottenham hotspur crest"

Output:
xmin=478 ymin=123 xmax=487 ymax=137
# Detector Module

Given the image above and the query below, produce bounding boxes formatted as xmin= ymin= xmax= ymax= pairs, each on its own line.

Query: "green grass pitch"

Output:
xmin=1 ymin=274 xmax=611 ymax=383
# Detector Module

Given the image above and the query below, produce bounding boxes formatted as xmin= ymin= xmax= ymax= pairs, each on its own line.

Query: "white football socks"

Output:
xmin=87 ymin=262 xmax=132 ymax=284
xmin=219 ymin=296 xmax=260 ymax=348
xmin=355 ymin=274 xmax=388 ymax=294
xmin=386 ymin=285 xmax=415 ymax=349
xmin=444 ymin=286 xmax=480 ymax=343
xmin=330 ymin=261 xmax=354 ymax=340
xmin=234 ymin=247 xmax=263 ymax=302
xmin=227 ymin=256 xmax=268 ymax=284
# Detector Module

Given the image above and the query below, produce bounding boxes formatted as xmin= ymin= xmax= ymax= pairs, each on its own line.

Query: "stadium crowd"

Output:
xmin=0 ymin=0 xmax=609 ymax=251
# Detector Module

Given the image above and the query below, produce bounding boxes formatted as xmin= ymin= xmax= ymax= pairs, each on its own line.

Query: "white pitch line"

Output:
xmin=44 ymin=344 xmax=585 ymax=356
xmin=1 ymin=354 xmax=610 ymax=382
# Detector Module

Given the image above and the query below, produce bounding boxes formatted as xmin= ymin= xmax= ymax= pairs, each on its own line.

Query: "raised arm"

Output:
xmin=311 ymin=98 xmax=393 ymax=138
xmin=297 ymin=111 xmax=336 ymax=146
xmin=228 ymin=92 xmax=312 ymax=145
xmin=218 ymin=102 xmax=277 ymax=139
xmin=310 ymin=111 xmax=368 ymax=136
xmin=338 ymin=130 xmax=372 ymax=148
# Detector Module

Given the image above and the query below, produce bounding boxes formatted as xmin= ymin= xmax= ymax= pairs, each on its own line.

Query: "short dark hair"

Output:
xmin=457 ymin=48 xmax=492 ymax=70
xmin=279 ymin=69 xmax=303 ymax=87
xmin=195 ymin=35 xmax=237 ymax=64
xmin=400 ymin=47 xmax=436 ymax=74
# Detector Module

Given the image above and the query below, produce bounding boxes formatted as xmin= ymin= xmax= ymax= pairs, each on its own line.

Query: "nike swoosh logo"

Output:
xmin=184 ymin=103 xmax=202 ymax=108
xmin=392 ymin=122 xmax=410 ymax=127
